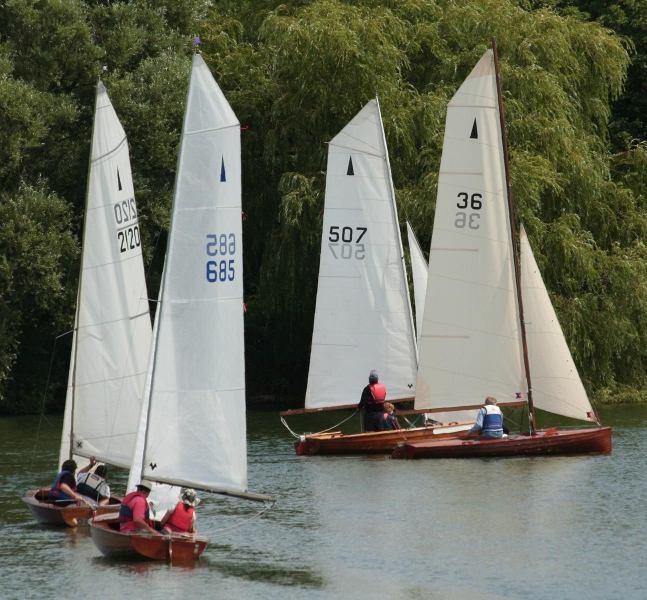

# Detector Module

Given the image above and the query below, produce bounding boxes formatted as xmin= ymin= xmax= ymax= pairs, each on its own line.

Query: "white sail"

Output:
xmin=59 ymin=81 xmax=152 ymax=468
xmin=415 ymin=50 xmax=526 ymax=416
xmin=406 ymin=222 xmax=428 ymax=344
xmin=304 ymin=99 xmax=418 ymax=410
xmin=138 ymin=54 xmax=247 ymax=495
xmin=520 ymin=226 xmax=595 ymax=422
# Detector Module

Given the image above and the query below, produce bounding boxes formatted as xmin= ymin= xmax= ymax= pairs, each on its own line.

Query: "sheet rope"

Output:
xmin=280 ymin=409 xmax=359 ymax=439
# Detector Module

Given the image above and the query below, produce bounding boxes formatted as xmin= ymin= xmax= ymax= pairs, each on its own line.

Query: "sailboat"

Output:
xmin=88 ymin=51 xmax=274 ymax=561
xmin=281 ymin=99 xmax=471 ymax=456
xmin=393 ymin=41 xmax=612 ymax=459
xmin=22 ymin=81 xmax=152 ymax=526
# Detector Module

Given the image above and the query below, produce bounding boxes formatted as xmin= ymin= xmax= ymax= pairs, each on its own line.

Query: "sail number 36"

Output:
xmin=328 ymin=226 xmax=367 ymax=260
xmin=455 ymin=192 xmax=482 ymax=230
xmin=205 ymin=233 xmax=236 ymax=282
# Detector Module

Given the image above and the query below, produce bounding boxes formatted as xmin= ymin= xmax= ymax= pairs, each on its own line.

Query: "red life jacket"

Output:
xmin=119 ymin=491 xmax=150 ymax=530
xmin=165 ymin=502 xmax=195 ymax=533
xmin=368 ymin=383 xmax=387 ymax=404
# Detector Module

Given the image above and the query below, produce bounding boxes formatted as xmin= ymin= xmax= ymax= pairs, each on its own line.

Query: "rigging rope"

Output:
xmin=280 ymin=409 xmax=359 ymax=439
xmin=214 ymin=499 xmax=277 ymax=535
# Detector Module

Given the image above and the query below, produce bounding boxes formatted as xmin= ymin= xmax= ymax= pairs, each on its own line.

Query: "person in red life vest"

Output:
xmin=119 ymin=479 xmax=162 ymax=536
xmin=382 ymin=402 xmax=401 ymax=430
xmin=358 ymin=370 xmax=387 ymax=432
xmin=48 ymin=457 xmax=95 ymax=506
xmin=160 ymin=488 xmax=200 ymax=535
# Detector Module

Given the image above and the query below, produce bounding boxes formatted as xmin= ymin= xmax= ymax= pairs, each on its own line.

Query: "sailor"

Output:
xmin=76 ymin=464 xmax=110 ymax=505
xmin=382 ymin=402 xmax=401 ymax=430
xmin=160 ymin=488 xmax=200 ymax=535
xmin=468 ymin=396 xmax=506 ymax=439
xmin=358 ymin=370 xmax=387 ymax=432
xmin=119 ymin=479 xmax=162 ymax=536
xmin=48 ymin=458 xmax=93 ymax=505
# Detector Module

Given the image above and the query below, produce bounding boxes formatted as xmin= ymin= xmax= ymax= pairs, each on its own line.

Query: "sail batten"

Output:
xmin=137 ymin=54 xmax=247 ymax=493
xmin=59 ymin=81 xmax=152 ymax=469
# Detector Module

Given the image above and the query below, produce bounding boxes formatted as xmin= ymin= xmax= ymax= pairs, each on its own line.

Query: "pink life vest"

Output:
xmin=165 ymin=502 xmax=195 ymax=533
xmin=369 ymin=383 xmax=387 ymax=404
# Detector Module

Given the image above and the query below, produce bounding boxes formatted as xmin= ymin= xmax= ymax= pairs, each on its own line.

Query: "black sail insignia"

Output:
xmin=347 ymin=156 xmax=354 ymax=176
xmin=470 ymin=118 xmax=478 ymax=139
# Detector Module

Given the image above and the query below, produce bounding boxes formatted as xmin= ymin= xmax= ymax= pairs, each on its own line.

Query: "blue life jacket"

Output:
xmin=482 ymin=405 xmax=503 ymax=433
xmin=49 ymin=470 xmax=74 ymax=500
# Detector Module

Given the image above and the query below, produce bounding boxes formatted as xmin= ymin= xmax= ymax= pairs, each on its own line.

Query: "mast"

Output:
xmin=68 ymin=80 xmax=101 ymax=460
xmin=375 ymin=96 xmax=419 ymax=366
xmin=491 ymin=38 xmax=536 ymax=433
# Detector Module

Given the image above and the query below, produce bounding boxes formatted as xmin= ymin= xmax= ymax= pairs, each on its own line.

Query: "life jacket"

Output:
xmin=382 ymin=413 xmax=399 ymax=430
xmin=119 ymin=491 xmax=150 ymax=526
xmin=77 ymin=472 xmax=108 ymax=500
xmin=368 ymin=383 xmax=387 ymax=404
xmin=482 ymin=405 xmax=504 ymax=432
xmin=49 ymin=470 xmax=75 ymax=500
xmin=165 ymin=502 xmax=195 ymax=533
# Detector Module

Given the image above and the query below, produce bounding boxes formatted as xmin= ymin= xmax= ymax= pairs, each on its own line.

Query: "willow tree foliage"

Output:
xmin=0 ymin=0 xmax=644 ymax=412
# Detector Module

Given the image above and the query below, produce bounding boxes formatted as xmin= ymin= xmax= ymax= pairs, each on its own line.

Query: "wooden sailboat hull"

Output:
xmin=21 ymin=489 xmax=120 ymax=527
xmin=392 ymin=427 xmax=612 ymax=459
xmin=89 ymin=514 xmax=208 ymax=562
xmin=295 ymin=423 xmax=472 ymax=456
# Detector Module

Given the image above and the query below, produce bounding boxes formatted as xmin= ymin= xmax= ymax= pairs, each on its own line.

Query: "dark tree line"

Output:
xmin=0 ymin=0 xmax=645 ymax=414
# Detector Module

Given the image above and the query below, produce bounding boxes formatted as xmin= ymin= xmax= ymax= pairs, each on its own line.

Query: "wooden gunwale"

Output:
xmin=21 ymin=489 xmax=120 ymax=527
xmin=295 ymin=422 xmax=472 ymax=456
xmin=392 ymin=427 xmax=612 ymax=459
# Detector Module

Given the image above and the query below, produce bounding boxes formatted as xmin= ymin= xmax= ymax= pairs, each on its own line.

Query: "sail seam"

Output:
xmin=91 ymin=136 xmax=128 ymax=162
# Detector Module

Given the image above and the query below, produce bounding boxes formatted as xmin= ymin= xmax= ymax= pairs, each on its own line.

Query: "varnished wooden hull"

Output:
xmin=392 ymin=427 xmax=612 ymax=459
xmin=89 ymin=514 xmax=208 ymax=562
xmin=295 ymin=423 xmax=472 ymax=455
xmin=21 ymin=489 xmax=120 ymax=527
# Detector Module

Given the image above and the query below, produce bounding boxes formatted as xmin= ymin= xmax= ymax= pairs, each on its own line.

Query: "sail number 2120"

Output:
xmin=455 ymin=192 xmax=482 ymax=230
xmin=205 ymin=233 xmax=235 ymax=282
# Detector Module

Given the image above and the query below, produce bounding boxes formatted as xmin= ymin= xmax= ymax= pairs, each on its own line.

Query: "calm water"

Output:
xmin=1 ymin=406 xmax=646 ymax=599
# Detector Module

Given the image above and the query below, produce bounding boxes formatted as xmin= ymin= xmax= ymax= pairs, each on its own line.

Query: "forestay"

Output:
xmin=406 ymin=222 xmax=428 ymax=344
xmin=520 ymin=226 xmax=595 ymax=422
xmin=137 ymin=54 xmax=247 ymax=495
xmin=305 ymin=99 xmax=418 ymax=410
xmin=59 ymin=82 xmax=152 ymax=469
xmin=414 ymin=50 xmax=526 ymax=418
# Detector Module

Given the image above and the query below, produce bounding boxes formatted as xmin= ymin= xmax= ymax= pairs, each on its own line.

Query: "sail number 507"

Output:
xmin=205 ymin=233 xmax=235 ymax=282
xmin=328 ymin=226 xmax=367 ymax=260
xmin=455 ymin=192 xmax=482 ymax=230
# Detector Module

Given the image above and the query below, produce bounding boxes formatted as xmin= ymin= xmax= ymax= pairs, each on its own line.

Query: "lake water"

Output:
xmin=1 ymin=406 xmax=646 ymax=599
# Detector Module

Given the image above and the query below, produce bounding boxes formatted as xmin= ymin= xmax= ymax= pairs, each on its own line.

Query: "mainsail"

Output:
xmin=414 ymin=50 xmax=526 ymax=416
xmin=59 ymin=81 xmax=152 ymax=469
xmin=406 ymin=221 xmax=428 ymax=344
xmin=520 ymin=226 xmax=595 ymax=422
xmin=304 ymin=99 xmax=418 ymax=411
xmin=134 ymin=54 xmax=248 ymax=496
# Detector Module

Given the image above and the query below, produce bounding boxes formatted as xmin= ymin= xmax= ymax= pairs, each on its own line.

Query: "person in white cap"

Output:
xmin=118 ymin=479 xmax=162 ymax=536
xmin=357 ymin=370 xmax=387 ymax=432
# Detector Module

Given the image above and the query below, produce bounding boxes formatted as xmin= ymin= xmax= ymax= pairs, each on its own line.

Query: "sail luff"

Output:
xmin=375 ymin=96 xmax=419 ymax=366
xmin=491 ymin=38 xmax=535 ymax=431
xmin=406 ymin=221 xmax=428 ymax=344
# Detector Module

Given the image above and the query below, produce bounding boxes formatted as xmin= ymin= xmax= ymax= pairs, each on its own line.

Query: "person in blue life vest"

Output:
xmin=47 ymin=458 xmax=95 ymax=505
xmin=358 ymin=370 xmax=387 ymax=432
xmin=468 ymin=396 xmax=507 ymax=439
xmin=382 ymin=402 xmax=401 ymax=430
xmin=76 ymin=463 xmax=110 ymax=505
